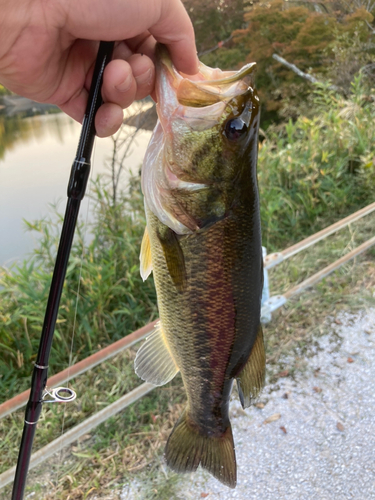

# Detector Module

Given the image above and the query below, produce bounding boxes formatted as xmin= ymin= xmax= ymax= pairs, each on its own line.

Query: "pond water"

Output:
xmin=0 ymin=111 xmax=152 ymax=266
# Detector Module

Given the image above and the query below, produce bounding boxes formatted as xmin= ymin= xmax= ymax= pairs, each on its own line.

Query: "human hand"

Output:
xmin=0 ymin=0 xmax=198 ymax=137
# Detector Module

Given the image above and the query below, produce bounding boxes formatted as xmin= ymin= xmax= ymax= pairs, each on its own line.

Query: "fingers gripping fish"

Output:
xmin=135 ymin=44 xmax=265 ymax=489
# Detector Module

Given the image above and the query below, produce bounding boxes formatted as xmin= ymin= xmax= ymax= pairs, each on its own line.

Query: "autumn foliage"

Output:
xmin=187 ymin=0 xmax=374 ymax=125
xmin=236 ymin=2 xmax=373 ymax=120
xmin=182 ymin=0 xmax=250 ymax=53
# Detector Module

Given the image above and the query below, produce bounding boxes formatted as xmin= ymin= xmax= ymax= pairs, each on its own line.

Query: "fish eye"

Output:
xmin=224 ymin=118 xmax=248 ymax=141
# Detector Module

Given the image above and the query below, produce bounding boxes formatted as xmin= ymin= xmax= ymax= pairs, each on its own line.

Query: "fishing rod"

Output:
xmin=11 ymin=40 xmax=115 ymax=500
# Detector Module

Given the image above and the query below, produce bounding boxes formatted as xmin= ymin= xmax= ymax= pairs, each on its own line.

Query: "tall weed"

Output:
xmin=0 ymin=176 xmax=157 ymax=402
xmin=0 ymin=76 xmax=374 ymax=401
xmin=259 ymin=75 xmax=375 ymax=250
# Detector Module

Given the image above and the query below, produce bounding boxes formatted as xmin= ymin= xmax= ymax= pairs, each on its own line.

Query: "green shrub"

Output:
xmin=0 ymin=176 xmax=157 ymax=402
xmin=232 ymin=0 xmax=374 ymax=125
xmin=1 ymin=75 xmax=374 ymax=402
xmin=259 ymin=75 xmax=375 ymax=250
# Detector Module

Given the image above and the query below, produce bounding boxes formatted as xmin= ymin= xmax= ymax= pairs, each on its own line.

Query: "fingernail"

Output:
xmin=135 ymin=68 xmax=152 ymax=86
xmin=115 ymin=73 xmax=133 ymax=92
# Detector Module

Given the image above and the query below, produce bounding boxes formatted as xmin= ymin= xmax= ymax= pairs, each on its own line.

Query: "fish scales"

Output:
xmin=148 ymin=196 xmax=262 ymax=428
xmin=135 ymin=44 xmax=265 ymax=488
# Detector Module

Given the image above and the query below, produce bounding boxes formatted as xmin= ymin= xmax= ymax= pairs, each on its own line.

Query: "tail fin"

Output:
xmin=164 ymin=411 xmax=236 ymax=488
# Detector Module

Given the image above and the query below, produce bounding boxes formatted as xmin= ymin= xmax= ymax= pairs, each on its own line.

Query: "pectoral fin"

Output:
xmin=134 ymin=322 xmax=179 ymax=386
xmin=140 ymin=226 xmax=153 ymax=281
xmin=157 ymin=226 xmax=187 ymax=292
xmin=236 ymin=325 xmax=265 ymax=409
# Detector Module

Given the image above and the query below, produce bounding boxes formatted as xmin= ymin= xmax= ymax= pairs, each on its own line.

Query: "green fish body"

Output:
xmin=135 ymin=45 xmax=265 ymax=488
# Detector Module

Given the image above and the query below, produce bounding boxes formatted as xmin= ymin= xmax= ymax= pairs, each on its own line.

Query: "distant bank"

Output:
xmin=0 ymin=95 xmax=58 ymax=117
xmin=0 ymin=94 xmax=158 ymax=131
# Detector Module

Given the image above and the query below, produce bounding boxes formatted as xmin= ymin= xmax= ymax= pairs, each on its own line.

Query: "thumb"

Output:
xmin=61 ymin=0 xmax=198 ymax=74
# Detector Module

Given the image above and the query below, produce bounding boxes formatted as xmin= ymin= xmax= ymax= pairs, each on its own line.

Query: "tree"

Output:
xmin=232 ymin=0 xmax=374 ymax=123
xmin=182 ymin=0 xmax=250 ymax=53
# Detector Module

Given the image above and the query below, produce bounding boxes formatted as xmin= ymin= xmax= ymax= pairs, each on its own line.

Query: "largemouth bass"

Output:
xmin=135 ymin=44 xmax=265 ymax=488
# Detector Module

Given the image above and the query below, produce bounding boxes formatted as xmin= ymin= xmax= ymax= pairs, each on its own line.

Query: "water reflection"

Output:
xmin=0 ymin=114 xmax=33 ymax=160
xmin=0 ymin=112 xmax=152 ymax=266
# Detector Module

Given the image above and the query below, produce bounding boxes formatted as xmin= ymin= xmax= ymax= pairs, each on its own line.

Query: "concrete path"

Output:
xmin=122 ymin=309 xmax=375 ymax=499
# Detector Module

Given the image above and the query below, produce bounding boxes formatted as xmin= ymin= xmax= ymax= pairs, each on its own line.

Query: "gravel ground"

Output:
xmin=122 ymin=308 xmax=375 ymax=499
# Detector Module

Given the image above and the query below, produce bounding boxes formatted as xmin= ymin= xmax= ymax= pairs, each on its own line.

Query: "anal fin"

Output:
xmin=134 ymin=322 xmax=179 ymax=386
xmin=236 ymin=325 xmax=265 ymax=409
xmin=140 ymin=226 xmax=153 ymax=281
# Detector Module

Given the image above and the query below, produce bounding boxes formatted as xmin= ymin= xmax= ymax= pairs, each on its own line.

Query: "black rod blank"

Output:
xmin=11 ymin=41 xmax=115 ymax=500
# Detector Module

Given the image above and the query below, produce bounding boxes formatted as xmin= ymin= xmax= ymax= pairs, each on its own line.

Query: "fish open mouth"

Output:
xmin=141 ymin=45 xmax=260 ymax=236
xmin=156 ymin=44 xmax=256 ymax=108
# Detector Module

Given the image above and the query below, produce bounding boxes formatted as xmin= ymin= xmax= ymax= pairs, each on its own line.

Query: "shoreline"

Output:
xmin=0 ymin=95 xmax=59 ymax=117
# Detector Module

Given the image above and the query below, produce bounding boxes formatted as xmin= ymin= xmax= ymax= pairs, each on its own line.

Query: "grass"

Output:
xmin=258 ymin=75 xmax=375 ymax=251
xmin=269 ymin=209 xmax=375 ymax=297
xmin=2 ymin=210 xmax=375 ymax=499
xmin=2 ymin=260 xmax=375 ymax=500
xmin=1 ymin=75 xmax=374 ymax=402
xmin=0 ymin=346 xmax=186 ymax=499
xmin=263 ymin=209 xmax=375 ymax=375
xmin=1 ymin=75 xmax=375 ymax=498
xmin=0 ymin=176 xmax=158 ymax=404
